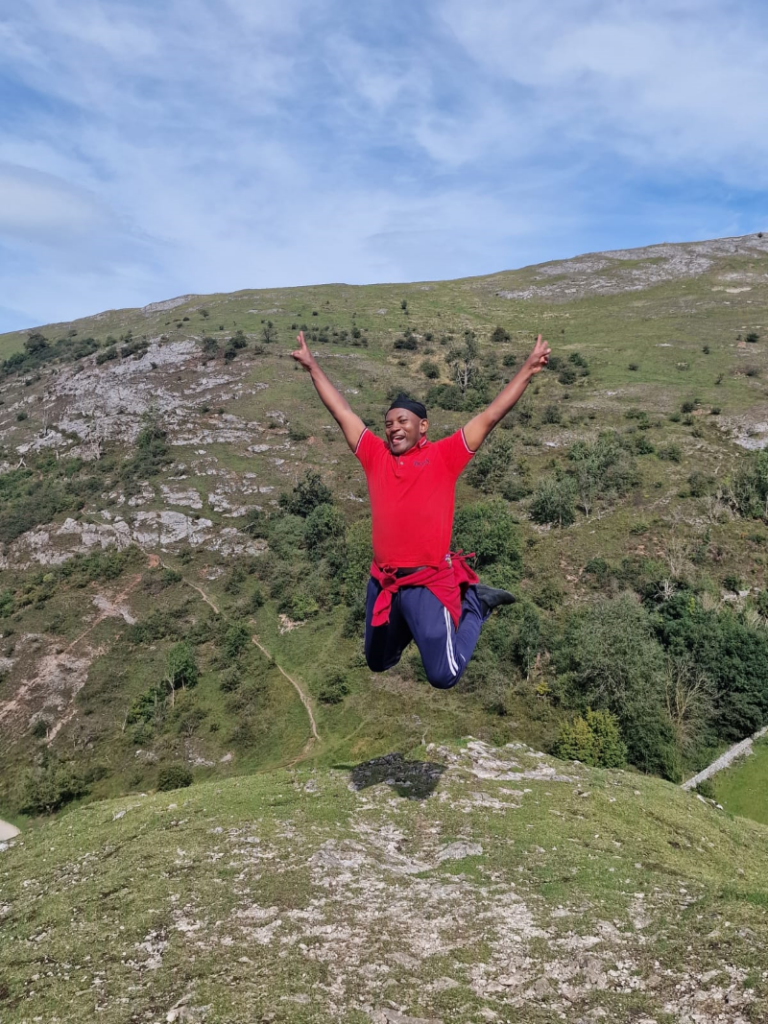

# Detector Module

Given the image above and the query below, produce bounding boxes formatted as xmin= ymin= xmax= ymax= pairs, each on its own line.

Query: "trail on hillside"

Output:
xmin=682 ymin=724 xmax=768 ymax=790
xmin=251 ymin=635 xmax=321 ymax=759
xmin=147 ymin=551 xmax=320 ymax=761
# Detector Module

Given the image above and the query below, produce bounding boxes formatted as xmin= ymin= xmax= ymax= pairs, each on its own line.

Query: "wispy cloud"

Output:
xmin=0 ymin=0 xmax=767 ymax=331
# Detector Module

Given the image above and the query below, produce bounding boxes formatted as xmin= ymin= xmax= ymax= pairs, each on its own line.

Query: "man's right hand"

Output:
xmin=291 ymin=331 xmax=315 ymax=371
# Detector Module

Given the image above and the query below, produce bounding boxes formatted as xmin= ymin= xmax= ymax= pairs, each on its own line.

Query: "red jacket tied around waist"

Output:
xmin=370 ymin=553 xmax=478 ymax=628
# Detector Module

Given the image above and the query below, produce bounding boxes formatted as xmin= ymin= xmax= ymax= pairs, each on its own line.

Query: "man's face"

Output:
xmin=384 ymin=408 xmax=428 ymax=455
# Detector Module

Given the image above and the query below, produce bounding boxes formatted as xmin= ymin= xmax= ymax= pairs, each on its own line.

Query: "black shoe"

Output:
xmin=476 ymin=583 xmax=516 ymax=617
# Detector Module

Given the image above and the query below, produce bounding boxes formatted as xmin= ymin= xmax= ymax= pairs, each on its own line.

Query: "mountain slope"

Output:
xmin=2 ymin=233 xmax=768 ymax=817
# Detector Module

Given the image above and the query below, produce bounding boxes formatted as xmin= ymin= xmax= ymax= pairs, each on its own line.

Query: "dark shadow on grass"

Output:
xmin=346 ymin=753 xmax=447 ymax=800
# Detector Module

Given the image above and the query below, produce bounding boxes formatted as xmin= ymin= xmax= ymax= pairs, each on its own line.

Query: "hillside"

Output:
xmin=2 ymin=233 xmax=768 ymax=817
xmin=1 ymin=741 xmax=767 ymax=1023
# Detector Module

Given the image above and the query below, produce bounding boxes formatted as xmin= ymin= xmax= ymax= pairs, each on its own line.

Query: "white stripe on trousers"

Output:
xmin=443 ymin=606 xmax=460 ymax=677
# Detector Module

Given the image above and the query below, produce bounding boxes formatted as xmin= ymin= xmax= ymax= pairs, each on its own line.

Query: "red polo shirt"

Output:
xmin=354 ymin=428 xmax=475 ymax=568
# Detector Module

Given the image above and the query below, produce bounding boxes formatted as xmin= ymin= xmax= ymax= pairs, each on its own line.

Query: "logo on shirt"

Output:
xmin=413 ymin=458 xmax=430 ymax=468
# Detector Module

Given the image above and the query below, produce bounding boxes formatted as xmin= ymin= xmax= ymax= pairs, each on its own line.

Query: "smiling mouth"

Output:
xmin=390 ymin=433 xmax=406 ymax=445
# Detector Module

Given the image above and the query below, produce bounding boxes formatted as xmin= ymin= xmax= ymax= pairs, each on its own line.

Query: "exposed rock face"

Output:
xmin=0 ymin=514 xmax=266 ymax=569
xmin=494 ymin=234 xmax=768 ymax=301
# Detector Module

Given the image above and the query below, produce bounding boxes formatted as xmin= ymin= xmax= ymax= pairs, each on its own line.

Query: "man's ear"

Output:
xmin=419 ymin=418 xmax=429 ymax=437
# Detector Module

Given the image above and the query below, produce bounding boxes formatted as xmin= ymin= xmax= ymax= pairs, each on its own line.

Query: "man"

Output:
xmin=291 ymin=329 xmax=551 ymax=689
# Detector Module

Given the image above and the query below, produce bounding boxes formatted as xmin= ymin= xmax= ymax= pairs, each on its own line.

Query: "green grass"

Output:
xmin=1 ymin=742 xmax=767 ymax=1023
xmin=714 ymin=738 xmax=768 ymax=825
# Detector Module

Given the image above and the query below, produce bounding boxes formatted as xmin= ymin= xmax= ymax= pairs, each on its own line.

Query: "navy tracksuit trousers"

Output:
xmin=364 ymin=578 xmax=487 ymax=689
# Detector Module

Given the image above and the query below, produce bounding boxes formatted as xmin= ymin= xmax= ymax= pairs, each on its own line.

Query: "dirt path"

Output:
xmin=251 ymin=636 xmax=320 ymax=751
xmin=682 ymin=724 xmax=768 ymax=791
xmin=147 ymin=554 xmax=319 ymax=760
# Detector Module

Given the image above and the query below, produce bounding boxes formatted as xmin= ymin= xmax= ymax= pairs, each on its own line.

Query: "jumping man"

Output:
xmin=291 ymin=329 xmax=551 ymax=689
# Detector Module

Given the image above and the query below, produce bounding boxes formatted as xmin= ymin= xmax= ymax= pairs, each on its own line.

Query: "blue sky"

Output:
xmin=1 ymin=0 xmax=768 ymax=332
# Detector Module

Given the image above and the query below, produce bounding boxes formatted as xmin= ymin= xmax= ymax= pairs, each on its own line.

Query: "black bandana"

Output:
xmin=386 ymin=394 xmax=427 ymax=419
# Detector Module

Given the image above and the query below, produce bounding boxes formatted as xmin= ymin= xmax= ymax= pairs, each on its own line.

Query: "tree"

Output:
xmin=167 ymin=642 xmax=199 ymax=691
xmin=24 ymin=332 xmax=48 ymax=354
xmin=305 ymin=503 xmax=346 ymax=560
xmin=279 ymin=471 xmax=333 ymax=517
xmin=555 ymin=595 xmax=679 ymax=778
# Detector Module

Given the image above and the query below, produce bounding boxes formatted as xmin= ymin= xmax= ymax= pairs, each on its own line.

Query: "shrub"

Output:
xmin=558 ymin=365 xmax=577 ymax=385
xmin=628 ymin=363 xmax=639 ymax=371
xmin=420 ymin=359 xmax=440 ymax=379
xmin=393 ymin=333 xmax=417 ymax=351
xmin=318 ymin=669 xmax=350 ymax=704
xmin=20 ymin=757 xmax=89 ymax=814
xmin=452 ymin=500 xmax=522 ymax=575
xmin=657 ymin=444 xmax=682 ymax=463
xmin=553 ymin=709 xmax=627 ymax=768
xmin=279 ymin=471 xmax=333 ymax=517
xmin=490 ymin=326 xmax=511 ymax=344
xmin=157 ymin=764 xmax=193 ymax=791
xmin=465 ymin=434 xmax=515 ymax=494
xmin=222 ymin=622 xmax=251 ymax=660
xmin=745 ymin=331 xmax=760 ymax=344
xmin=731 ymin=451 xmax=768 ymax=519
xmin=541 ymin=404 xmax=561 ymax=425
xmin=688 ymin=472 xmax=711 ymax=498
xmin=530 ymin=476 xmax=577 ymax=527
xmin=681 ymin=400 xmax=696 ymax=414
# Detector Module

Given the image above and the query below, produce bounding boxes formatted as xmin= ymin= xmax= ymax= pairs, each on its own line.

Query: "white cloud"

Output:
xmin=0 ymin=0 xmax=767 ymax=331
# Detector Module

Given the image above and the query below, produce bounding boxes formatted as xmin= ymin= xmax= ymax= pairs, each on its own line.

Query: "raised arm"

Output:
xmin=463 ymin=334 xmax=551 ymax=452
xmin=291 ymin=331 xmax=365 ymax=451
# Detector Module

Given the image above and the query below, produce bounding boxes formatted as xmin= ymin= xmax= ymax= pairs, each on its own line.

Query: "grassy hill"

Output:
xmin=1 ymin=741 xmax=767 ymax=1023
xmin=2 ymin=233 xmax=768 ymax=819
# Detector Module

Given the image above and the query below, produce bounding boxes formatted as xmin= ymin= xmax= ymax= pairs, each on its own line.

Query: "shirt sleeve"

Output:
xmin=436 ymin=429 xmax=476 ymax=478
xmin=353 ymin=428 xmax=386 ymax=471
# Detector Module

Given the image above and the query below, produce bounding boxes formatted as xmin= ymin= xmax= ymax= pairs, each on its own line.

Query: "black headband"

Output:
xmin=386 ymin=394 xmax=427 ymax=419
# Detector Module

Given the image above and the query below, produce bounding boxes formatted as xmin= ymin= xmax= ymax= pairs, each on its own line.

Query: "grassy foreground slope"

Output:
xmin=1 ymin=741 xmax=767 ymax=1024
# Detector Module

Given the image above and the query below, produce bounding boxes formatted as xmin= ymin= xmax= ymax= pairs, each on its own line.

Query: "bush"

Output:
xmin=465 ymin=434 xmax=515 ymax=494
xmin=393 ymin=334 xmax=417 ymax=351
xmin=553 ymin=709 xmax=627 ymax=768
xmin=731 ymin=451 xmax=768 ymax=519
xmin=745 ymin=331 xmax=760 ymax=344
xmin=452 ymin=500 xmax=522 ymax=575
xmin=657 ymin=444 xmax=682 ymax=463
xmin=279 ymin=471 xmax=333 ymax=517
xmin=529 ymin=475 xmax=577 ymax=527
xmin=318 ymin=669 xmax=350 ymax=704
xmin=157 ymin=764 xmax=193 ymax=791
xmin=20 ymin=757 xmax=89 ymax=814
xmin=222 ymin=622 xmax=251 ymax=660
xmin=420 ymin=359 xmax=440 ymax=379
xmin=490 ymin=326 xmax=511 ymax=344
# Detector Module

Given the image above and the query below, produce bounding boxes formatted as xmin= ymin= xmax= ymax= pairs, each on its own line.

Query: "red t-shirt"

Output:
xmin=354 ymin=429 xmax=475 ymax=568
